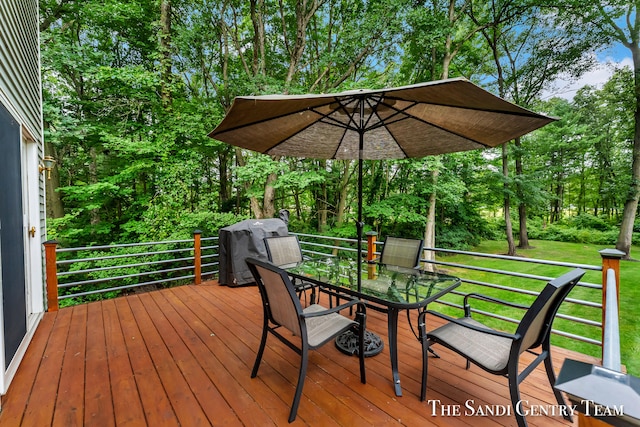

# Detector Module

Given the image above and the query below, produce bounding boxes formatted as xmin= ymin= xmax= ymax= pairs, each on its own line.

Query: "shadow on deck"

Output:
xmin=0 ymin=281 xmax=600 ymax=426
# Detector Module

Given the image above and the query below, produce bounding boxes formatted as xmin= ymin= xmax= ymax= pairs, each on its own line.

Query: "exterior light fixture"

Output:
xmin=38 ymin=155 xmax=56 ymax=179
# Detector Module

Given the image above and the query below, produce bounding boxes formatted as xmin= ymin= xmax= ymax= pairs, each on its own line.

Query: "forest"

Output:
xmin=39 ymin=0 xmax=640 ymax=258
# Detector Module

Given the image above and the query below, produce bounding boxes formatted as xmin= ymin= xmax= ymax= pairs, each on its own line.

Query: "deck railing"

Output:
xmin=44 ymin=231 xmax=219 ymax=309
xmin=43 ymin=230 xmax=624 ymax=360
xmin=602 ymin=267 xmax=621 ymax=372
xmin=293 ymin=232 xmax=622 ymax=351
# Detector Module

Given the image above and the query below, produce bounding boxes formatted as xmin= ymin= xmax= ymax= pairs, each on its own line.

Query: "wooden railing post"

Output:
xmin=366 ymin=231 xmax=378 ymax=279
xmin=193 ymin=230 xmax=202 ymax=285
xmin=598 ymin=248 xmax=624 ymax=353
xmin=44 ymin=240 xmax=59 ymax=312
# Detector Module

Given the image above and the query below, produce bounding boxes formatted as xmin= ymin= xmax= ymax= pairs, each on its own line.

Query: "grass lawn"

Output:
xmin=431 ymin=240 xmax=640 ymax=377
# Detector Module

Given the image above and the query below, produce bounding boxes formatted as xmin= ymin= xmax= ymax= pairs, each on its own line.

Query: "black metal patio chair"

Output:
xmin=419 ymin=268 xmax=586 ymax=427
xmin=264 ymin=235 xmax=318 ymax=304
xmin=371 ymin=236 xmax=424 ymax=273
xmin=369 ymin=236 xmax=424 ymax=302
xmin=246 ymin=257 xmax=367 ymax=423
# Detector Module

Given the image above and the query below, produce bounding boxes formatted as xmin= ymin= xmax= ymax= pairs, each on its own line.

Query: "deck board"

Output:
xmin=1 ymin=281 xmax=600 ymax=426
xmin=53 ymin=304 xmax=87 ymax=427
xmin=105 ymin=298 xmax=146 ymax=426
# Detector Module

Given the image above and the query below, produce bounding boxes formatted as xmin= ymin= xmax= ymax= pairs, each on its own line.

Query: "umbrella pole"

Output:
xmin=335 ymin=97 xmax=384 ymax=359
xmin=357 ymin=97 xmax=364 ymax=294
xmin=357 ymin=140 xmax=363 ymax=293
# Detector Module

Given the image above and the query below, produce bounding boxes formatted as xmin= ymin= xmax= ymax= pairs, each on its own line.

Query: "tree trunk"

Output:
xmin=159 ymin=0 xmax=172 ymax=108
xmin=422 ymin=169 xmax=438 ymax=272
xmin=283 ymin=0 xmax=320 ymax=85
xmin=517 ymin=202 xmax=529 ymax=249
xmin=514 ymin=138 xmax=530 ymax=249
xmin=45 ymin=141 xmax=64 ymax=219
xmin=218 ymin=146 xmax=231 ymax=207
xmin=503 ymin=144 xmax=516 ymax=255
xmin=421 ymin=0 xmax=456 ymax=269
xmin=615 ymin=45 xmax=640 ymax=259
xmin=332 ymin=160 xmax=352 ymax=255
xmin=235 ymin=147 xmax=277 ymax=218
xmin=553 ymin=177 xmax=564 ymax=222
xmin=262 ymin=172 xmax=277 ymax=218
xmin=489 ymin=25 xmax=516 ymax=256
xmin=250 ymin=0 xmax=265 ymax=76
xmin=89 ymin=146 xmax=100 ymax=226
xmin=317 ymin=160 xmax=328 ymax=232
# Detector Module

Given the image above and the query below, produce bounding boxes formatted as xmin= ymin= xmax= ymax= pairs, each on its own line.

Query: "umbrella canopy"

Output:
xmin=208 ymin=77 xmax=556 ymax=160
xmin=208 ymin=77 xmax=556 ymax=294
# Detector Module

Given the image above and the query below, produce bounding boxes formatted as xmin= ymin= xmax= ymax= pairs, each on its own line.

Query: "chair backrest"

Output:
xmin=246 ymin=257 xmax=303 ymax=336
xmin=264 ymin=235 xmax=304 ymax=268
xmin=379 ymin=237 xmax=424 ymax=269
xmin=516 ymin=268 xmax=585 ymax=353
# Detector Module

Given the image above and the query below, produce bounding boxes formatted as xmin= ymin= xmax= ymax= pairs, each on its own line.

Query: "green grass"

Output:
xmin=430 ymin=240 xmax=640 ymax=377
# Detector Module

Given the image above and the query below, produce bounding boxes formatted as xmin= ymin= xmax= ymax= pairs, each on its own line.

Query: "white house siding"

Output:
xmin=0 ymin=0 xmax=45 ymax=396
xmin=0 ymin=0 xmax=42 ymax=141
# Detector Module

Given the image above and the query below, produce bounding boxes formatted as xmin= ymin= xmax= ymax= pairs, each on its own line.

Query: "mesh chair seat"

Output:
xmin=428 ymin=317 xmax=512 ymax=372
xmin=303 ymin=304 xmax=358 ymax=347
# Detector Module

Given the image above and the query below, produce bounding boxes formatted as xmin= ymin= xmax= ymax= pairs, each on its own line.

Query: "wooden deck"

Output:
xmin=1 ymin=281 xmax=600 ymax=426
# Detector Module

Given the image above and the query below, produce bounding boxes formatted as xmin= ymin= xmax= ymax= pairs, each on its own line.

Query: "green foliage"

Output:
xmin=486 ymin=214 xmax=638 ymax=247
xmin=39 ymin=0 xmax=639 ymax=260
xmin=526 ymin=221 xmax=620 ymax=245
xmin=565 ymin=213 xmax=615 ymax=232
xmin=366 ymin=193 xmax=426 ymax=236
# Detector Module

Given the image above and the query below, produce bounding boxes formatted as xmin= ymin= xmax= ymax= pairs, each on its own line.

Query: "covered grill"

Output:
xmin=218 ymin=218 xmax=288 ymax=286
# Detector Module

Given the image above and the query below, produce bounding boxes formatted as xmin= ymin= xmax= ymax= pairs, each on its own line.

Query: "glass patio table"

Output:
xmin=285 ymin=256 xmax=460 ymax=397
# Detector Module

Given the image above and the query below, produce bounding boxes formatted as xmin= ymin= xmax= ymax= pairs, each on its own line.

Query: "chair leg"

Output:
xmin=251 ymin=321 xmax=269 ymax=378
xmin=420 ymin=344 xmax=429 ymax=401
xmin=357 ymin=311 xmax=366 ymax=383
xmin=508 ymin=365 xmax=527 ymax=427
xmin=289 ymin=348 xmax=309 ymax=423
xmin=543 ymin=350 xmax=572 ymax=422
xmin=310 ymin=286 xmax=317 ymax=305
xmin=418 ymin=313 xmax=428 ymax=401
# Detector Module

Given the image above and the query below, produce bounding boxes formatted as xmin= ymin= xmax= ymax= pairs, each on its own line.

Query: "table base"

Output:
xmin=335 ymin=329 xmax=384 ymax=357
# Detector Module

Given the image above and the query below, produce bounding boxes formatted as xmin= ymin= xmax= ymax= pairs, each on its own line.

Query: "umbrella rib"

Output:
xmin=330 ymin=126 xmax=351 ymax=159
xmin=265 ymin=113 xmax=357 ymax=155
xmin=266 ymin=95 xmax=357 ymax=134
xmin=212 ymin=97 xmax=355 ymax=137
xmin=314 ymin=112 xmax=360 ymax=133
xmin=320 ymin=96 xmax=364 ymax=131
xmin=373 ymin=99 xmax=494 ymax=148
xmin=367 ymin=116 xmax=413 ymax=158
xmin=384 ymin=94 xmax=546 ymax=119
xmin=363 ymin=99 xmax=415 ymax=133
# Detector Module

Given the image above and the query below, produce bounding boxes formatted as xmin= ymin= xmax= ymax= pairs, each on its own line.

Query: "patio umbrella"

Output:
xmin=208 ymin=77 xmax=556 ymax=292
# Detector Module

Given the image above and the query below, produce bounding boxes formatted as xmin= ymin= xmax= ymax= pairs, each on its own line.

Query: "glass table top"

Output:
xmin=285 ymin=256 xmax=460 ymax=309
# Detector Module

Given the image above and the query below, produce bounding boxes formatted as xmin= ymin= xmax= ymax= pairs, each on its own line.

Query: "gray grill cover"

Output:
xmin=218 ymin=219 xmax=288 ymax=286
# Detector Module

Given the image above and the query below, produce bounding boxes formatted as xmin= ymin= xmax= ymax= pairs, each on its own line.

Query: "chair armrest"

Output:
xmin=463 ymin=292 xmax=528 ymax=316
xmin=301 ymin=299 xmax=366 ymax=319
xmin=422 ymin=309 xmax=519 ymax=341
